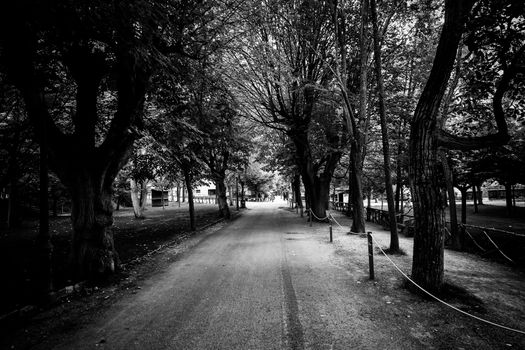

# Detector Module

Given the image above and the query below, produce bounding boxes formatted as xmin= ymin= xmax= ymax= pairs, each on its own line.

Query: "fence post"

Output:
xmin=367 ymin=231 xmax=374 ymax=280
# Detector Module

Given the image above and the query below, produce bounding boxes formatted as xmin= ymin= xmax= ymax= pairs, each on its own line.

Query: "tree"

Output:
xmin=369 ymin=0 xmax=399 ymax=251
xmin=408 ymin=0 xmax=522 ymax=293
xmin=229 ymin=0 xmax=346 ymax=221
xmin=0 ymin=0 xmax=209 ymax=280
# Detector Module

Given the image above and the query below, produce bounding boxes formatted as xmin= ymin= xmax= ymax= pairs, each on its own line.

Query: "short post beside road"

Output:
xmin=367 ymin=231 xmax=374 ymax=280
xmin=329 ymin=218 xmax=333 ymax=243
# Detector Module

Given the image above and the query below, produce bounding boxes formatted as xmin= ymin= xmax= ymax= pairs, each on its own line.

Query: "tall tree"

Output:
xmin=408 ymin=0 xmax=522 ymax=292
xmin=369 ymin=0 xmax=399 ymax=251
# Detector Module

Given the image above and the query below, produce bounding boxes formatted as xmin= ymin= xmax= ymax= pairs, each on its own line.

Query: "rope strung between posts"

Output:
xmin=480 ymin=229 xmax=515 ymax=264
xmin=464 ymin=227 xmax=487 ymax=252
xmin=329 ymin=213 xmax=346 ymax=229
xmin=369 ymin=233 xmax=525 ymax=335
xmin=306 ymin=208 xmax=330 ymax=222
xmin=460 ymin=223 xmax=525 ymax=238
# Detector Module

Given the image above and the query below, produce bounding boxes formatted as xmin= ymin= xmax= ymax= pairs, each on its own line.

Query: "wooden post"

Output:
xmin=329 ymin=218 xmax=333 ymax=243
xmin=367 ymin=231 xmax=374 ymax=280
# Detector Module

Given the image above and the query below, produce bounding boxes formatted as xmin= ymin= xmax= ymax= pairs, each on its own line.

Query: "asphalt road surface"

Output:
xmin=52 ymin=200 xmax=417 ymax=350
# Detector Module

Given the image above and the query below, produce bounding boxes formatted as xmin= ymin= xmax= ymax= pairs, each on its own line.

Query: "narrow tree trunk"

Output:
xmin=370 ymin=0 xmax=398 ymax=251
xmin=183 ymin=170 xmax=195 ymax=231
xmin=505 ymin=182 xmax=513 ymax=217
xmin=460 ymin=188 xmax=467 ymax=225
xmin=439 ymin=151 xmax=460 ymax=249
xmin=472 ymin=184 xmax=478 ymax=213
xmin=349 ymin=0 xmax=369 ymax=235
xmin=350 ymin=146 xmax=366 ymax=233
xmin=477 ymin=185 xmax=483 ymax=205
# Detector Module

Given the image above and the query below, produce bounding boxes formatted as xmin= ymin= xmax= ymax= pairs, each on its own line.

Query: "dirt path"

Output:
xmin=3 ymin=200 xmax=525 ymax=349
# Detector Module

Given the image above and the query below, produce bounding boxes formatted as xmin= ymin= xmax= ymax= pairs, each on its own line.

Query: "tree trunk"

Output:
xmin=70 ymin=172 xmax=119 ymax=280
xmin=505 ymin=182 xmax=513 ymax=217
xmin=183 ymin=170 xmax=195 ymax=231
xmin=310 ymin=178 xmax=330 ymax=221
xmin=370 ymin=0 xmax=398 ymax=251
xmin=349 ymin=0 xmax=369 ymax=235
xmin=350 ymin=144 xmax=366 ymax=233
xmin=37 ymin=135 xmax=53 ymax=300
xmin=472 ymin=184 xmax=478 ymax=213
xmin=408 ymin=0 xmax=474 ymax=293
xmin=130 ymin=179 xmax=147 ymax=219
xmin=477 ymin=185 xmax=483 ymax=205
xmin=460 ymin=188 xmax=467 ymax=225
xmin=292 ymin=173 xmax=303 ymax=217
xmin=439 ymin=151 xmax=460 ymax=249
xmin=216 ymin=179 xmax=231 ymax=219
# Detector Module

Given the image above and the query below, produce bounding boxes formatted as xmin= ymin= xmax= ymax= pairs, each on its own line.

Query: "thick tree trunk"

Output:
xmin=310 ymin=178 xmax=330 ymax=221
xmin=408 ymin=0 xmax=474 ymax=293
xmin=370 ymin=0 xmax=398 ymax=251
xmin=70 ymin=172 xmax=118 ymax=281
xmin=183 ymin=170 xmax=195 ymax=231
xmin=216 ymin=179 xmax=231 ymax=219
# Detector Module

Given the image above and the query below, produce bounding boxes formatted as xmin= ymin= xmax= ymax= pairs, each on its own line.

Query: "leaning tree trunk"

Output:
xmin=70 ymin=171 xmax=119 ymax=281
xmin=408 ymin=0 xmax=475 ymax=293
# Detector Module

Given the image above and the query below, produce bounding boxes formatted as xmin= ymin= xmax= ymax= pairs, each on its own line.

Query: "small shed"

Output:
xmin=151 ymin=189 xmax=169 ymax=207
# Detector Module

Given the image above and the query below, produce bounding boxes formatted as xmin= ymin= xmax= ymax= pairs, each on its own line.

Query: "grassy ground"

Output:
xmin=0 ymin=203 xmax=226 ymax=315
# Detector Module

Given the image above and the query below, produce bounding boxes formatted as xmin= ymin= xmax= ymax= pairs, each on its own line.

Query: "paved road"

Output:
xmin=52 ymin=201 xmax=402 ymax=350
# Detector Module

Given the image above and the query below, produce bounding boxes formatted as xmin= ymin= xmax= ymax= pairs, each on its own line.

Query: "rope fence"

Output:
xmin=369 ymin=233 xmax=525 ymax=336
xmin=293 ymin=205 xmax=525 ymax=334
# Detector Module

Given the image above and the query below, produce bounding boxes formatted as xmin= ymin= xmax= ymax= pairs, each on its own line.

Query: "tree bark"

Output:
xmin=408 ymin=0 xmax=475 ymax=293
xmin=292 ymin=173 xmax=304 ymax=217
xmin=37 ymin=130 xmax=53 ymax=299
xmin=130 ymin=179 xmax=147 ymax=219
xmin=477 ymin=185 xmax=483 ymax=205
xmin=70 ymin=171 xmax=119 ymax=280
xmin=472 ymin=184 xmax=478 ymax=213
xmin=216 ymin=179 xmax=231 ymax=219
xmin=183 ymin=169 xmax=195 ymax=231
xmin=370 ymin=0 xmax=398 ymax=251
xmin=439 ymin=151 xmax=460 ymax=249
xmin=505 ymin=182 xmax=513 ymax=217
